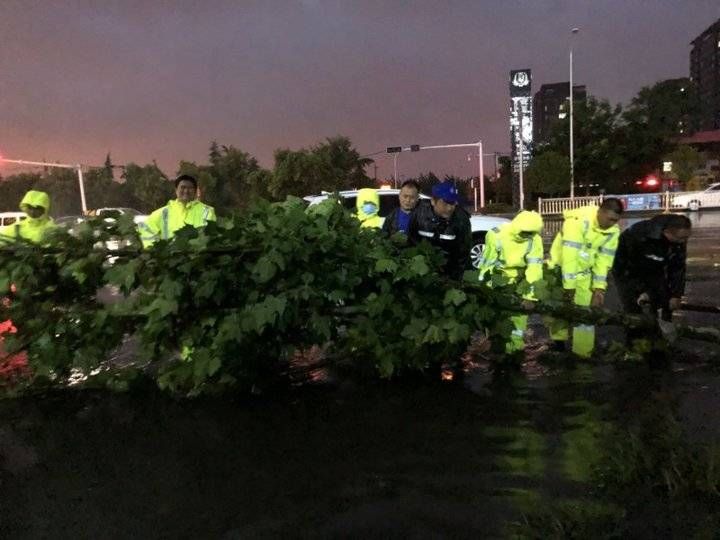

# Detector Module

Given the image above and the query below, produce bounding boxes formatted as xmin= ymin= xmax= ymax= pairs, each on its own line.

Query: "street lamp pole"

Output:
xmin=478 ymin=140 xmax=484 ymax=211
xmin=1 ymin=158 xmax=89 ymax=213
xmin=393 ymin=153 xmax=399 ymax=188
xmin=569 ymin=27 xmax=579 ymax=199
xmin=518 ymin=107 xmax=525 ymax=210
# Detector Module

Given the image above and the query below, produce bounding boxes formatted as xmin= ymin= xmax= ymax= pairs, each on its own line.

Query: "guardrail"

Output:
xmin=537 ymin=191 xmax=718 ymax=215
xmin=536 ymin=196 xmax=601 ymax=215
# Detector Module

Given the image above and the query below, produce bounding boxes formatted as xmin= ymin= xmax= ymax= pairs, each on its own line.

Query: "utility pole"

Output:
xmin=0 ymin=158 xmax=89 ymax=213
xmin=518 ymin=106 xmax=525 ymax=210
xmin=569 ymin=27 xmax=580 ymax=199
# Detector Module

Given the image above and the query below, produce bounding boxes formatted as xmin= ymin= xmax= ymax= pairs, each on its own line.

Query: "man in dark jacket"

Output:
xmin=408 ymin=181 xmax=472 ymax=280
xmin=382 ymin=180 xmax=420 ymax=236
xmin=612 ymin=214 xmax=692 ymax=321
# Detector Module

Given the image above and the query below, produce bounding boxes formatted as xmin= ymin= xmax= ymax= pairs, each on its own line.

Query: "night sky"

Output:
xmin=1 ymin=0 xmax=718 ymax=181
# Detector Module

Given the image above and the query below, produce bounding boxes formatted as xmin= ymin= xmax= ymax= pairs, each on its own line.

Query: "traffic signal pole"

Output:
xmin=416 ymin=142 xmax=485 ymax=212
xmin=0 ymin=158 xmax=88 ymax=213
xmin=387 ymin=141 xmax=492 ymax=212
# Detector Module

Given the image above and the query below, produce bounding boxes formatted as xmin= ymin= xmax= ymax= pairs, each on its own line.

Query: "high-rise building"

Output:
xmin=690 ymin=18 xmax=720 ymax=131
xmin=532 ymin=82 xmax=587 ymax=145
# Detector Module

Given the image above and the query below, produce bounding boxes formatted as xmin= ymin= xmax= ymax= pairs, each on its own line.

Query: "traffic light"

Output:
xmin=410 ymin=144 xmax=420 ymax=152
xmin=386 ymin=147 xmax=402 ymax=153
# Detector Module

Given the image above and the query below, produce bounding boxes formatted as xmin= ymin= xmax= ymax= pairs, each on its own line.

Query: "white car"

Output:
xmin=672 ymin=182 xmax=720 ymax=211
xmin=0 ymin=212 xmax=27 ymax=227
xmin=303 ymin=189 xmax=509 ymax=268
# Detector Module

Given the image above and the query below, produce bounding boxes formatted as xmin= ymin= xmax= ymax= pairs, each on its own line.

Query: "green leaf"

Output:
xmin=443 ymin=288 xmax=467 ymax=306
xmin=253 ymin=255 xmax=277 ymax=283
xmin=409 ymin=255 xmax=429 ymax=276
xmin=375 ymin=258 xmax=399 ymax=273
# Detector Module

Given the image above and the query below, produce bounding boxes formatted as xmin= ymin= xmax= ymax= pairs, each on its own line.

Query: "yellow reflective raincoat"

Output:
xmin=479 ymin=210 xmax=544 ymax=353
xmin=140 ymin=199 xmax=216 ymax=247
xmin=547 ymin=205 xmax=620 ymax=357
xmin=0 ymin=190 xmax=55 ymax=244
xmin=356 ymin=188 xmax=383 ymax=229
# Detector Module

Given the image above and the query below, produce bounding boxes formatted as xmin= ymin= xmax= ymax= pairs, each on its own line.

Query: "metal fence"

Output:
xmin=537 ymin=190 xmax=720 ymax=215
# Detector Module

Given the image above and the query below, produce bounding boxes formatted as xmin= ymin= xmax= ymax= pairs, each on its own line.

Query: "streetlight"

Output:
xmin=569 ymin=27 xmax=580 ymax=199
xmin=518 ymin=106 xmax=525 ymax=210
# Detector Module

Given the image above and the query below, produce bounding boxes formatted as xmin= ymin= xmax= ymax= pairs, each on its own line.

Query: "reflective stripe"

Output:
xmin=563 ymin=270 xmax=590 ymax=280
xmin=593 ymin=275 xmax=608 ymax=282
xmin=438 ymin=233 xmax=456 ymax=240
xmin=526 ymin=257 xmax=543 ymax=264
xmin=562 ymin=240 xmax=583 ymax=249
xmin=599 ymin=247 xmax=616 ymax=256
xmin=139 ymin=222 xmax=158 ymax=241
xmin=418 ymin=230 xmax=434 ymax=238
xmin=575 ymin=324 xmax=594 ymax=331
xmin=162 ymin=207 xmax=169 ymax=239
xmin=202 ymin=206 xmax=210 ymax=226
xmin=524 ymin=238 xmax=534 ymax=256
xmin=511 ymin=329 xmax=525 ymax=336
xmin=645 ymin=254 xmax=664 ymax=261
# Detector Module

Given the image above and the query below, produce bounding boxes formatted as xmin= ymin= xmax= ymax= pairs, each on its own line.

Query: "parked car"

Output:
xmin=672 ymin=183 xmax=720 ymax=211
xmin=88 ymin=207 xmax=148 ymax=225
xmin=303 ymin=189 xmax=510 ymax=268
xmin=0 ymin=212 xmax=27 ymax=227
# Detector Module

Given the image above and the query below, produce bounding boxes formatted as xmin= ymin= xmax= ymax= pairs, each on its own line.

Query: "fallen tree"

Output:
xmin=1 ymin=199 xmax=717 ymax=396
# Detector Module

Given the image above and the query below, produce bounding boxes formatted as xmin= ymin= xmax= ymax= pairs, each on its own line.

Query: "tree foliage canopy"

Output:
xmin=535 ymin=79 xmax=700 ymax=195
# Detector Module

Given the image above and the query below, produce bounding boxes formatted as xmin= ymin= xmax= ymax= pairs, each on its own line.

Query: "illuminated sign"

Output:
xmin=509 ymin=69 xmax=533 ymax=174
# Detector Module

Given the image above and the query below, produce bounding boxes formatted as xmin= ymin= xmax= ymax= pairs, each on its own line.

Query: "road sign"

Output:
xmin=386 ymin=147 xmax=402 ymax=153
xmin=410 ymin=145 xmax=420 ymax=152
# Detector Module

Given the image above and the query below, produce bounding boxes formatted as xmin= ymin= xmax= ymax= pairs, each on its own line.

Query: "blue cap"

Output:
xmin=431 ymin=182 xmax=459 ymax=204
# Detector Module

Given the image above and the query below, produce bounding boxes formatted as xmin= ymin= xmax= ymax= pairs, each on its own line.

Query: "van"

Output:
xmin=0 ymin=212 xmax=27 ymax=227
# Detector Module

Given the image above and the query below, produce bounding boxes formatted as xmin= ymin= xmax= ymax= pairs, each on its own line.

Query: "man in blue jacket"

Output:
xmin=382 ymin=180 xmax=420 ymax=235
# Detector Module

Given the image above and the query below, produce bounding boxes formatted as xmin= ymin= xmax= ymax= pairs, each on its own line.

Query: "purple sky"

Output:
xmin=1 ymin=0 xmax=718 ymax=181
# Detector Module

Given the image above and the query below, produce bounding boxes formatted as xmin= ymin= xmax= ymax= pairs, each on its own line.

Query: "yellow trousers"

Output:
xmin=549 ymin=275 xmax=595 ymax=358
xmin=507 ymin=314 xmax=528 ymax=353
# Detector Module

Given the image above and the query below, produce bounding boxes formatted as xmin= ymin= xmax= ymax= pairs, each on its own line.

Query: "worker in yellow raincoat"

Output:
xmin=0 ymin=190 xmax=56 ymax=244
xmin=355 ymin=188 xmax=383 ymax=229
xmin=139 ymin=174 xmax=216 ymax=247
xmin=479 ymin=210 xmax=544 ymax=353
xmin=547 ymin=198 xmax=623 ymax=357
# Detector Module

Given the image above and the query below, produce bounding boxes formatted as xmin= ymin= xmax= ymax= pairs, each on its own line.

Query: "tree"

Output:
xmin=624 ymin=78 xmax=699 ymax=141
xmin=0 ymin=173 xmax=42 ymax=213
xmin=177 ymin=143 xmax=269 ymax=213
xmin=269 ymin=136 xmax=372 ymax=200
xmin=122 ymin=162 xmax=173 ymax=213
xmin=490 ymin=156 xmax=513 ymax=205
xmin=103 ymin=153 xmax=114 ymax=180
xmin=666 ymin=145 xmax=703 ymax=188
xmin=525 ymin=151 xmax=570 ymax=198
xmin=620 ymin=79 xmax=699 ymax=186
xmin=541 ymin=97 xmax=627 ymax=194
xmin=414 ymin=171 xmax=440 ymax=194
